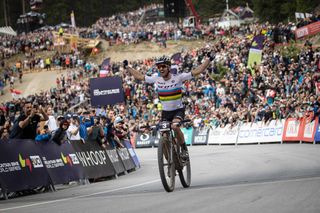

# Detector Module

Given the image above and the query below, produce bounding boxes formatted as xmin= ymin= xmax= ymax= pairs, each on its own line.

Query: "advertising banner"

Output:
xmin=282 ymin=118 xmax=303 ymax=142
xmin=295 ymin=21 xmax=320 ymax=39
xmin=238 ymin=120 xmax=284 ymax=144
xmin=153 ymin=132 xmax=160 ymax=147
xmin=135 ymin=133 xmax=154 ymax=148
xmin=37 ymin=141 xmax=85 ymax=185
xmin=116 ymin=148 xmax=136 ymax=171
xmin=208 ymin=124 xmax=239 ymax=145
xmin=0 ymin=139 xmax=51 ymax=192
xmin=89 ymin=76 xmax=125 ymax=107
xmin=70 ymin=140 xmax=115 ymax=179
xmin=300 ymin=117 xmax=318 ymax=142
xmin=314 ymin=122 xmax=320 ymax=143
xmin=181 ymin=127 xmax=193 ymax=145
xmin=123 ymin=140 xmax=140 ymax=168
xmin=105 ymin=148 xmax=125 ymax=175
xmin=192 ymin=127 xmax=209 ymax=145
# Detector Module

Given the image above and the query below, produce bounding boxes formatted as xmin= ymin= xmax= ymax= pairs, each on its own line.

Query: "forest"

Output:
xmin=0 ymin=0 xmax=319 ymax=28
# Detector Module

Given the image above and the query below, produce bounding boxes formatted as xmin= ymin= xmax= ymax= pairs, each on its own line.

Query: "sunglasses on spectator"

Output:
xmin=157 ymin=64 xmax=168 ymax=69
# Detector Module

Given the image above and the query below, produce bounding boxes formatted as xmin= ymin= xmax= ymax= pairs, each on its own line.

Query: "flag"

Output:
xmin=101 ymin=58 xmax=111 ymax=71
xmin=250 ymin=35 xmax=265 ymax=50
xmin=171 ymin=52 xmax=182 ymax=64
xmin=70 ymin=11 xmax=76 ymax=28
xmin=10 ymin=89 xmax=23 ymax=99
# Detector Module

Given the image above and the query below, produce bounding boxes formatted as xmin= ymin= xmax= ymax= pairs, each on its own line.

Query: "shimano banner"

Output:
xmin=208 ymin=124 xmax=239 ymax=145
xmin=70 ymin=140 xmax=115 ymax=179
xmin=0 ymin=139 xmax=51 ymax=192
xmin=89 ymin=76 xmax=125 ymax=107
xmin=181 ymin=127 xmax=193 ymax=145
xmin=37 ymin=141 xmax=85 ymax=185
xmin=135 ymin=133 xmax=154 ymax=148
xmin=192 ymin=127 xmax=209 ymax=145
xmin=238 ymin=120 xmax=284 ymax=144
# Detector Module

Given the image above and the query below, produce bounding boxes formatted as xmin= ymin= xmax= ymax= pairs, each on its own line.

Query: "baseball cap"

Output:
xmin=114 ymin=117 xmax=124 ymax=125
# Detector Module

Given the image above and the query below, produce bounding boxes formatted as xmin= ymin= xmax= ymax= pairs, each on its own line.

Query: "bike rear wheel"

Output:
xmin=178 ymin=146 xmax=191 ymax=188
xmin=158 ymin=138 xmax=175 ymax=192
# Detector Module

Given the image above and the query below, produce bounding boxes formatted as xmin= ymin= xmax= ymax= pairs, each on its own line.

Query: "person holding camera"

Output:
xmin=9 ymin=101 xmax=49 ymax=139
xmin=67 ymin=115 xmax=81 ymax=141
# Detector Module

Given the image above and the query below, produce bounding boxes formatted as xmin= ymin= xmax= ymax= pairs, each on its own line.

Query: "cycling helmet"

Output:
xmin=155 ymin=55 xmax=171 ymax=66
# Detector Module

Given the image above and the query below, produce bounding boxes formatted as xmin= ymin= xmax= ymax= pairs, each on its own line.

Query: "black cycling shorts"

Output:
xmin=161 ymin=108 xmax=185 ymax=122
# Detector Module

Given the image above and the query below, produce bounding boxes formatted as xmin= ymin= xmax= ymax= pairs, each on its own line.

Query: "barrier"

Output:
xmin=37 ymin=141 xmax=85 ymax=185
xmin=70 ymin=140 xmax=116 ymax=178
xmin=0 ymin=138 xmax=140 ymax=198
xmin=282 ymin=118 xmax=303 ymax=142
xmin=238 ymin=120 xmax=284 ymax=144
xmin=300 ymin=117 xmax=318 ymax=143
xmin=192 ymin=127 xmax=209 ymax=145
xmin=208 ymin=124 xmax=239 ymax=145
xmin=0 ymin=140 xmax=52 ymax=193
xmin=131 ymin=118 xmax=320 ymax=146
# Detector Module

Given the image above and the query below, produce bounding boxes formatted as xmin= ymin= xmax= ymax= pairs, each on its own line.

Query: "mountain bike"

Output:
xmin=156 ymin=120 xmax=191 ymax=192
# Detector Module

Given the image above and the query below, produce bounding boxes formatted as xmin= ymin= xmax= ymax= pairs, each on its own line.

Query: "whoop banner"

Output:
xmin=89 ymin=76 xmax=125 ymax=107
xmin=70 ymin=140 xmax=115 ymax=179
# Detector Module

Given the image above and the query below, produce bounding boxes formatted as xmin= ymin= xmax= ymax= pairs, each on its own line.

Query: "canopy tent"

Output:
xmin=0 ymin=26 xmax=17 ymax=36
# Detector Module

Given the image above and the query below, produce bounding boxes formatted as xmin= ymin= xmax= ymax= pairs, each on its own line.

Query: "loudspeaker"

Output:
xmin=164 ymin=0 xmax=186 ymax=18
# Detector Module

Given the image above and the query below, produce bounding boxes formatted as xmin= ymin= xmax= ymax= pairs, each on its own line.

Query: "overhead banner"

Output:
xmin=238 ymin=120 xmax=284 ymax=144
xmin=181 ymin=127 xmax=193 ymax=145
xmin=208 ymin=124 xmax=239 ymax=145
xmin=135 ymin=133 xmax=154 ymax=148
xmin=70 ymin=140 xmax=115 ymax=179
xmin=89 ymin=76 xmax=125 ymax=107
xmin=0 ymin=139 xmax=51 ymax=192
xmin=37 ymin=141 xmax=85 ymax=185
xmin=192 ymin=127 xmax=209 ymax=145
xmin=123 ymin=140 xmax=140 ymax=168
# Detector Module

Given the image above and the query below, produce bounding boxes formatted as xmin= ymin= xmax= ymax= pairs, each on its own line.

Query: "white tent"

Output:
xmin=0 ymin=26 xmax=17 ymax=36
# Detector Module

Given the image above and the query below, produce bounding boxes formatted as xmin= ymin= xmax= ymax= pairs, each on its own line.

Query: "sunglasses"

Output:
xmin=157 ymin=64 xmax=168 ymax=69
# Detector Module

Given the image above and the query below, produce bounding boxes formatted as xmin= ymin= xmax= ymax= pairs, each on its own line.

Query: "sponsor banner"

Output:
xmin=238 ymin=120 xmax=284 ymax=144
xmin=116 ymin=147 xmax=136 ymax=171
xmin=105 ymin=148 xmax=125 ymax=175
xmin=89 ymin=76 xmax=125 ymax=107
xmin=0 ymin=139 xmax=51 ymax=192
xmin=295 ymin=21 xmax=320 ymax=39
xmin=37 ymin=141 xmax=85 ymax=185
xmin=282 ymin=118 xmax=303 ymax=142
xmin=208 ymin=124 xmax=239 ymax=145
xmin=181 ymin=127 xmax=193 ymax=145
xmin=135 ymin=133 xmax=154 ymax=148
xmin=123 ymin=140 xmax=140 ymax=168
xmin=192 ymin=127 xmax=209 ymax=145
xmin=314 ymin=121 xmax=320 ymax=143
xmin=153 ymin=132 xmax=161 ymax=147
xmin=300 ymin=117 xmax=318 ymax=142
xmin=70 ymin=140 xmax=115 ymax=179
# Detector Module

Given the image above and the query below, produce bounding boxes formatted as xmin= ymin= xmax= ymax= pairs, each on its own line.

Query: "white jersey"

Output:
xmin=145 ymin=72 xmax=192 ymax=111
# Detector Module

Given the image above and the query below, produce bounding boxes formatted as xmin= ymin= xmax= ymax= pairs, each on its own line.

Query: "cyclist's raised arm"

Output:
xmin=123 ymin=59 xmax=145 ymax=81
xmin=191 ymin=51 xmax=215 ymax=76
xmin=127 ymin=66 xmax=145 ymax=81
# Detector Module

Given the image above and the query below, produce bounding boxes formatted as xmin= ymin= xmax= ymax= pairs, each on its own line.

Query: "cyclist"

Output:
xmin=124 ymin=52 xmax=215 ymax=158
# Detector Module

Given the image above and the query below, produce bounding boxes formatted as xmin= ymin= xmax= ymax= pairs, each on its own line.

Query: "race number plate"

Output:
xmin=159 ymin=121 xmax=170 ymax=132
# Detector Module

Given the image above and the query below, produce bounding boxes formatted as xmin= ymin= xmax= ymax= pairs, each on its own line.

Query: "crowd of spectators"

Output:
xmin=1 ymin=5 xmax=320 ymax=147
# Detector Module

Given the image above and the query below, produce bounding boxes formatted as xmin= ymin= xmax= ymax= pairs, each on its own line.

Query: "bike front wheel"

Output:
xmin=178 ymin=146 xmax=191 ymax=188
xmin=158 ymin=138 xmax=175 ymax=192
